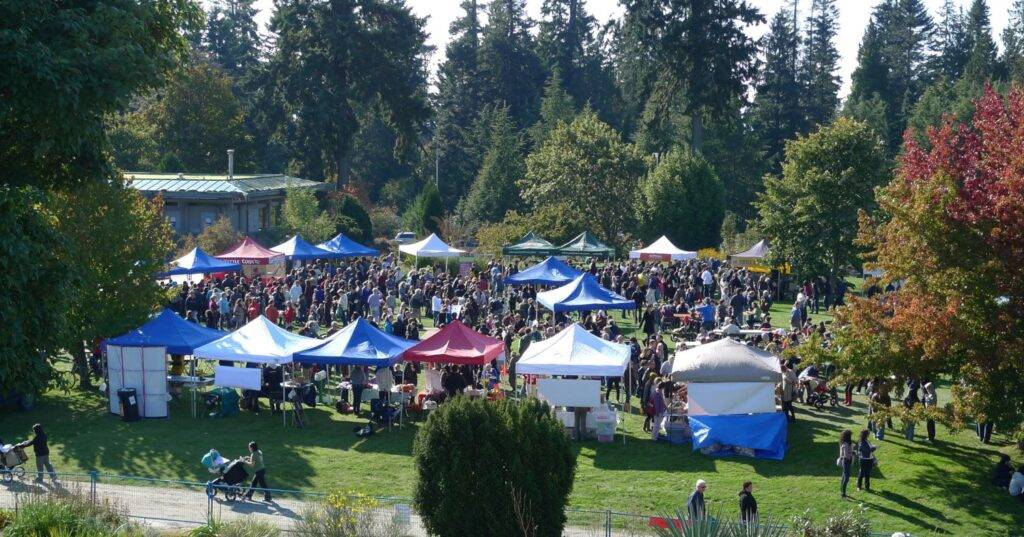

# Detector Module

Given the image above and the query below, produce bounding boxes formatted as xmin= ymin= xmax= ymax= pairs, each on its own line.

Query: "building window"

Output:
xmin=259 ymin=205 xmax=269 ymax=231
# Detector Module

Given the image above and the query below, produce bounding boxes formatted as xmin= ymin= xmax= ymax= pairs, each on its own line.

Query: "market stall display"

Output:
xmin=271 ymin=234 xmax=344 ymax=261
xmin=216 ymin=237 xmax=286 ymax=276
xmin=671 ymin=338 xmax=787 ymax=460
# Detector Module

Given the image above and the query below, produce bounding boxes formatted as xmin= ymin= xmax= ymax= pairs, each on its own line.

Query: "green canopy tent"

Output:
xmin=557 ymin=232 xmax=614 ymax=259
xmin=502 ymin=232 xmax=558 ymax=257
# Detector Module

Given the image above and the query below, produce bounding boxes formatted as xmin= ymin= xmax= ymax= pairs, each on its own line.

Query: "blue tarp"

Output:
xmin=160 ymin=247 xmax=241 ymax=277
xmin=294 ymin=318 xmax=416 ymax=367
xmin=504 ymin=256 xmax=583 ymax=286
xmin=272 ymin=235 xmax=344 ymax=260
xmin=105 ymin=309 xmax=226 ymax=355
xmin=317 ymin=233 xmax=379 ymax=257
xmin=688 ymin=413 xmax=788 ymax=460
xmin=536 ymin=274 xmax=636 ymax=313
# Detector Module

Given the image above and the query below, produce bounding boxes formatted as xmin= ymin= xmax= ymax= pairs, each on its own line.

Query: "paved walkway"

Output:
xmin=0 ymin=478 xmax=633 ymax=536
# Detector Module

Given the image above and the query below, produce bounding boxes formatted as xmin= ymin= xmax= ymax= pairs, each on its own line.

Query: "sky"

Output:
xmin=242 ymin=0 xmax=1014 ymax=97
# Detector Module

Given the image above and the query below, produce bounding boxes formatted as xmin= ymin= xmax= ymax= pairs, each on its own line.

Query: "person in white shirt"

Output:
xmin=1010 ymin=466 xmax=1024 ymax=499
xmin=701 ymin=269 xmax=714 ymax=297
xmin=375 ymin=365 xmax=394 ymax=404
xmin=289 ymin=282 xmax=302 ymax=304
xmin=431 ymin=293 xmax=443 ymax=323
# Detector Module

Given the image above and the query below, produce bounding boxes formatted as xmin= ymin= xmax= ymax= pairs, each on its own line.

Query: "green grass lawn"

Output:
xmin=3 ymin=307 xmax=1022 ymax=536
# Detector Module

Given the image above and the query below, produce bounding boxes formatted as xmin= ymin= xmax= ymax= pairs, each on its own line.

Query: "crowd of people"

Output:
xmin=141 ymin=252 xmax=1020 ymax=508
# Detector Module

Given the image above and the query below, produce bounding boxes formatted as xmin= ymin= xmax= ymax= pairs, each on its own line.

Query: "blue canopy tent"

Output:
xmin=105 ymin=308 xmax=226 ymax=354
xmin=536 ymin=274 xmax=636 ymax=313
xmin=504 ymin=256 xmax=583 ymax=286
xmin=294 ymin=318 xmax=416 ymax=367
xmin=271 ymin=235 xmax=344 ymax=261
xmin=159 ymin=248 xmax=241 ymax=277
xmin=317 ymin=232 xmax=379 ymax=257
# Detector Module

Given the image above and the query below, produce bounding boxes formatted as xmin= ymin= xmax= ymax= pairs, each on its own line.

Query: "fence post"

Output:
xmin=605 ymin=510 xmax=612 ymax=537
xmin=89 ymin=471 xmax=98 ymax=504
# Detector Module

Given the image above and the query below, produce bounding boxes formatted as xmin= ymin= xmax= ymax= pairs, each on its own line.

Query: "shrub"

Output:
xmin=328 ymin=193 xmax=373 ymax=243
xmin=413 ymin=397 xmax=576 ymax=537
xmin=196 ymin=214 xmax=243 ymax=254
xmin=3 ymin=491 xmax=129 ymax=537
xmin=790 ymin=508 xmax=871 ymax=537
xmin=189 ymin=518 xmax=281 ymax=537
xmin=292 ymin=490 xmax=406 ymax=537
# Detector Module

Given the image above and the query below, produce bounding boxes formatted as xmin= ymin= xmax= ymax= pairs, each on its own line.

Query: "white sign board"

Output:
xmin=536 ymin=378 xmax=601 ymax=407
xmin=686 ymin=382 xmax=777 ymax=416
xmin=214 ymin=366 xmax=262 ymax=391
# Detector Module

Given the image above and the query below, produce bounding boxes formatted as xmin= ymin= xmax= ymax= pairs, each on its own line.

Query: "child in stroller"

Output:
xmin=201 ymin=449 xmax=248 ymax=501
xmin=1 ymin=443 xmax=28 ymax=482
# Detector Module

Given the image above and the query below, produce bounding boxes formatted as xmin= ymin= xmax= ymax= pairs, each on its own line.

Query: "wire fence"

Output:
xmin=0 ymin=472 xmax=903 ymax=536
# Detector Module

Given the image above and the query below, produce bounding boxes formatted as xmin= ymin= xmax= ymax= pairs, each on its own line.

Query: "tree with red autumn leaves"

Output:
xmin=836 ymin=85 xmax=1024 ymax=437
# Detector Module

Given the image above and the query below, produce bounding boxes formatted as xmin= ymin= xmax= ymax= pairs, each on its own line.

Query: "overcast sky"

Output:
xmin=241 ymin=0 xmax=1013 ymax=97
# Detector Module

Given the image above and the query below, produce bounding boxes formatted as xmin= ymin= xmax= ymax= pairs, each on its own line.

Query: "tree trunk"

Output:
xmin=73 ymin=343 xmax=93 ymax=390
xmin=691 ymin=112 xmax=704 ymax=154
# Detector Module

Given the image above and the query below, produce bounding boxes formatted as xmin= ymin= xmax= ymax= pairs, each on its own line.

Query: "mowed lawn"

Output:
xmin=3 ymin=308 xmax=1021 ymax=536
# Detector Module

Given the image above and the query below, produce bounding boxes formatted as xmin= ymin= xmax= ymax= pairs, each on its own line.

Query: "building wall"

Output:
xmin=161 ymin=196 xmax=282 ymax=236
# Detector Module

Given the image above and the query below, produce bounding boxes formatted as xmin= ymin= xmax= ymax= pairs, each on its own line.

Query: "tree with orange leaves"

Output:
xmin=835 ymin=85 xmax=1024 ymax=437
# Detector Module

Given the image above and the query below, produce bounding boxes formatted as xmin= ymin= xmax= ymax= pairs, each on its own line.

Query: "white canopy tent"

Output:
xmin=629 ymin=236 xmax=697 ymax=261
xmin=517 ymin=323 xmax=630 ymax=377
xmin=193 ymin=315 xmax=322 ymax=364
xmin=398 ymin=233 xmax=466 ymax=258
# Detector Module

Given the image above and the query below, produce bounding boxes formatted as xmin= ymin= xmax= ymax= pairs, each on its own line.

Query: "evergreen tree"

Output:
xmin=606 ymin=9 xmax=659 ymax=137
xmin=265 ymin=0 xmax=430 ymax=187
xmin=800 ymin=0 xmax=841 ymax=128
xmin=626 ymin=0 xmax=763 ymax=152
xmin=528 ymin=73 xmax=577 ymax=146
xmin=702 ymin=104 xmax=766 ymax=222
xmin=536 ymin=0 xmax=595 ymax=106
xmin=962 ymin=0 xmax=998 ymax=84
xmin=479 ymin=0 xmax=546 ymax=129
xmin=927 ymin=0 xmax=970 ymax=82
xmin=203 ymin=0 xmax=261 ymax=79
xmin=461 ymin=105 xmax=525 ymax=227
xmin=751 ymin=9 xmax=804 ymax=170
xmin=1002 ymin=0 xmax=1024 ymax=82
xmin=434 ymin=0 xmax=487 ymax=205
xmin=848 ymin=0 xmax=933 ymax=153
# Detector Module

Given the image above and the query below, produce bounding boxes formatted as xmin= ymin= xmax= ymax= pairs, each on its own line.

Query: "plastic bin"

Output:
xmin=117 ymin=388 xmax=140 ymax=422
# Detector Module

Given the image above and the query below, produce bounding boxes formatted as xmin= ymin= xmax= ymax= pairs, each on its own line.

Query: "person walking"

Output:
xmin=243 ymin=441 xmax=271 ymax=502
xmin=687 ymin=479 xmax=707 ymax=520
xmin=838 ymin=429 xmax=854 ymax=499
xmin=856 ymin=429 xmax=877 ymax=492
xmin=922 ymin=381 xmax=937 ymax=442
xmin=649 ymin=382 xmax=668 ymax=442
xmin=780 ymin=364 xmax=796 ymax=422
xmin=738 ymin=481 xmax=758 ymax=525
xmin=17 ymin=424 xmax=57 ymax=484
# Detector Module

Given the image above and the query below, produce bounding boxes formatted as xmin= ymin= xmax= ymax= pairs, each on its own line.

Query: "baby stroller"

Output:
xmin=202 ymin=449 xmax=247 ymax=502
xmin=1 ymin=444 xmax=28 ymax=482
xmin=805 ymin=363 xmax=839 ymax=409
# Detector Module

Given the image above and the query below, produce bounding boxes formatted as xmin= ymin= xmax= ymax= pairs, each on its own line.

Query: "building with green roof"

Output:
xmin=126 ymin=171 xmax=325 ymax=236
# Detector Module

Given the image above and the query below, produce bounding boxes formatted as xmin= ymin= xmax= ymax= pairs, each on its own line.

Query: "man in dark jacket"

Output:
xmin=687 ymin=479 xmax=707 ymax=519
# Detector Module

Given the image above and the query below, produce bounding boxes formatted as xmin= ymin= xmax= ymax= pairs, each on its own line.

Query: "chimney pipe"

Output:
xmin=227 ymin=149 xmax=235 ymax=180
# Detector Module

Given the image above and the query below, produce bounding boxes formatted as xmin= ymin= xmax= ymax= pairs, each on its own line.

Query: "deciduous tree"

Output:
xmin=637 ymin=148 xmax=725 ymax=249
xmin=522 ymin=110 xmax=646 ymax=247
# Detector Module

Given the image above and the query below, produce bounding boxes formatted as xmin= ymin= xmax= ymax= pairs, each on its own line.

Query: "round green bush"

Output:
xmin=413 ymin=397 xmax=576 ymax=537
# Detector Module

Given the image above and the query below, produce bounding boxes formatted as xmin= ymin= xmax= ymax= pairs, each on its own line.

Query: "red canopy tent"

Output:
xmin=216 ymin=237 xmax=286 ymax=276
xmin=403 ymin=320 xmax=505 ymax=365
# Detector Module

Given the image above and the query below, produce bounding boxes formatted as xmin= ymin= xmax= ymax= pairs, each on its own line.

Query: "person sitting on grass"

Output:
xmin=1009 ymin=465 xmax=1024 ymax=501
xmin=993 ymin=454 xmax=1014 ymax=488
